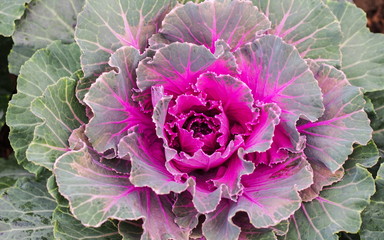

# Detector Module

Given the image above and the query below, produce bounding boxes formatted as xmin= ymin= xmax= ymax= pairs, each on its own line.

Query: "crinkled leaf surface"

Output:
xmin=84 ymin=46 xmax=152 ymax=156
xmin=298 ymin=61 xmax=371 ymax=172
xmin=118 ymin=130 xmax=190 ymax=195
xmin=137 ymin=41 xmax=237 ymax=94
xmin=76 ymin=0 xmax=176 ymax=77
xmin=172 ymin=191 xmax=199 ymax=230
xmin=26 ymin=77 xmax=86 ymax=170
xmin=202 ymin=200 xmax=241 ymax=240
xmin=53 ymin=206 xmax=121 ymax=240
xmin=159 ymin=0 xmax=270 ymax=51
xmin=235 ymin=35 xmax=324 ymax=148
xmin=6 ymin=41 xmax=81 ymax=174
xmin=0 ymin=0 xmax=30 ymax=36
xmin=0 ymin=155 xmax=33 ymax=193
xmin=0 ymin=177 xmax=56 ymax=239
xmin=9 ymin=0 xmax=84 ymax=74
xmin=327 ymin=1 xmax=384 ymax=92
xmin=235 ymin=35 xmax=324 ymax=123
xmin=252 ymin=0 xmax=342 ymax=65
xmin=284 ymin=165 xmax=375 ymax=240
xmin=244 ymin=103 xmax=281 ymax=153
xmin=360 ymin=163 xmax=384 ymax=240
xmin=233 ymin=156 xmax=313 ymax=228
xmin=202 ymin=155 xmax=312 ymax=240
xmin=299 ymin=160 xmax=344 ymax=202
xmin=54 ymin=143 xmax=189 ymax=239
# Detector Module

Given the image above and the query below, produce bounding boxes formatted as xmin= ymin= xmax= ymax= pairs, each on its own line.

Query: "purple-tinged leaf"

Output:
xmin=195 ymin=73 xmax=256 ymax=133
xmin=300 ymin=161 xmax=344 ymax=202
xmin=84 ymin=47 xmax=153 ymax=157
xmin=68 ymin=126 xmax=90 ymax=151
xmin=54 ymin=142 xmax=189 ymax=239
xmin=244 ymin=102 xmax=281 ymax=154
xmin=75 ymin=0 xmax=177 ymax=77
xmin=210 ymin=150 xmax=254 ymax=199
xmin=173 ymin=191 xmax=200 ymax=230
xmin=137 ymin=41 xmax=237 ymax=95
xmin=233 ymin=154 xmax=313 ymax=228
xmin=202 ymin=200 xmax=279 ymax=240
xmin=252 ymin=0 xmax=342 ymax=65
xmin=118 ymin=128 xmax=191 ymax=195
xmin=158 ymin=0 xmax=270 ymax=51
xmin=284 ymin=165 xmax=375 ymax=240
xmin=235 ymin=35 xmax=324 ymax=148
xmin=26 ymin=78 xmax=87 ymax=170
xmin=188 ymin=180 xmax=224 ymax=214
xmin=202 ymin=200 xmax=240 ymax=240
xmin=298 ymin=61 xmax=372 ymax=172
xmin=151 ymin=86 xmax=243 ymax=172
xmin=246 ymin=123 xmax=305 ymax=166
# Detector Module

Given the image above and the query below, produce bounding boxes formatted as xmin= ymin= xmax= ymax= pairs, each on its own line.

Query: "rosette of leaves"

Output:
xmin=3 ymin=0 xmax=384 ymax=239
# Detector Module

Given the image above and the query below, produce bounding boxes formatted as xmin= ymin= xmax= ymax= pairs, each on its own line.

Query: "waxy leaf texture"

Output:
xmin=3 ymin=0 xmax=383 ymax=239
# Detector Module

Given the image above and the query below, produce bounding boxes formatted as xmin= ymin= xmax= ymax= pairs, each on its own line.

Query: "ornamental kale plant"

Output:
xmin=1 ymin=0 xmax=384 ymax=239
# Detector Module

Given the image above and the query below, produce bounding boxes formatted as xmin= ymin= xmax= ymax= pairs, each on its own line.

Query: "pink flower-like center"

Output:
xmin=184 ymin=115 xmax=218 ymax=137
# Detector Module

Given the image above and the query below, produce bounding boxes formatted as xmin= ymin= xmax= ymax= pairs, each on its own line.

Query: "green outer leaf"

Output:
xmin=6 ymin=41 xmax=81 ymax=174
xmin=118 ymin=221 xmax=143 ymax=240
xmin=0 ymin=177 xmax=56 ymax=239
xmin=252 ymin=0 xmax=342 ymax=66
xmin=327 ymin=1 xmax=384 ymax=92
xmin=8 ymin=45 xmax=35 ymax=75
xmin=47 ymin=175 xmax=68 ymax=207
xmin=53 ymin=206 xmax=121 ymax=240
xmin=346 ymin=140 xmax=380 ymax=169
xmin=26 ymin=77 xmax=87 ymax=170
xmin=0 ymin=155 xmax=33 ymax=193
xmin=366 ymin=90 xmax=384 ymax=152
xmin=0 ymin=0 xmax=30 ymax=36
xmin=284 ymin=165 xmax=375 ymax=240
xmin=9 ymin=0 xmax=84 ymax=74
xmin=360 ymin=163 xmax=384 ymax=239
xmin=75 ymin=0 xmax=176 ymax=77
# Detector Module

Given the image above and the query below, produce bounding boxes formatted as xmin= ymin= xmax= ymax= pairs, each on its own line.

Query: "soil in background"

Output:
xmin=355 ymin=0 xmax=384 ymax=33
